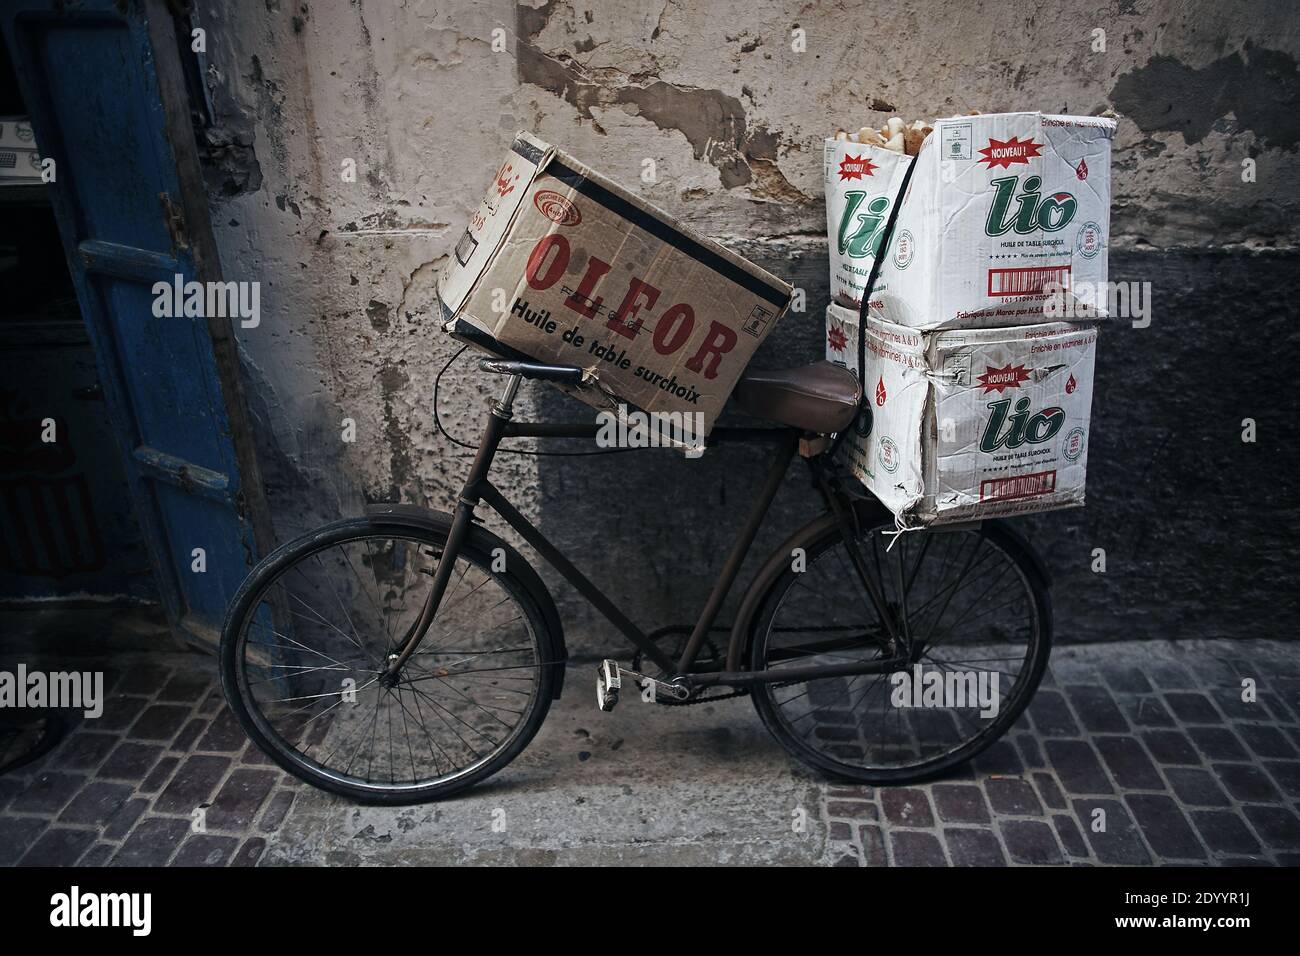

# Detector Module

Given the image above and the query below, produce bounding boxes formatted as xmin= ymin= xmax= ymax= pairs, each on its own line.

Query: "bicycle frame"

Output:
xmin=381 ymin=374 xmax=907 ymax=689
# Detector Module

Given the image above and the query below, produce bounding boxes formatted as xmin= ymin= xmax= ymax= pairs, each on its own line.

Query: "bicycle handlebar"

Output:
xmin=479 ymin=358 xmax=586 ymax=386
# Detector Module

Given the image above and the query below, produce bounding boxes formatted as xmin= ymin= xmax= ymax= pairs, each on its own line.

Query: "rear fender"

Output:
xmin=726 ymin=509 xmax=847 ymax=670
xmin=727 ymin=499 xmax=1060 ymax=669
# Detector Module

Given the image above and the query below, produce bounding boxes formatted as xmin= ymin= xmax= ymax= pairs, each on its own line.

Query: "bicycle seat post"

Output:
xmin=492 ymin=373 xmax=523 ymax=419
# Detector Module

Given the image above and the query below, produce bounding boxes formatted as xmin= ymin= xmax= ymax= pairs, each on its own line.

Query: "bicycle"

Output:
xmin=219 ymin=353 xmax=1052 ymax=804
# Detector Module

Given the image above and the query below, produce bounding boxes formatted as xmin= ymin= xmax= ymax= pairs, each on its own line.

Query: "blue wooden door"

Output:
xmin=1 ymin=0 xmax=272 ymax=645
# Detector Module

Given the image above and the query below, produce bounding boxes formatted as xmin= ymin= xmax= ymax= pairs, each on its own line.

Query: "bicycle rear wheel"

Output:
xmin=220 ymin=515 xmax=558 ymax=804
xmin=749 ymin=506 xmax=1051 ymax=784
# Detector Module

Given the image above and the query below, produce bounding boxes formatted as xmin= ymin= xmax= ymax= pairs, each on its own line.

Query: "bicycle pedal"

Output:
xmin=595 ymin=660 xmax=690 ymax=711
xmin=596 ymin=659 xmax=621 ymax=712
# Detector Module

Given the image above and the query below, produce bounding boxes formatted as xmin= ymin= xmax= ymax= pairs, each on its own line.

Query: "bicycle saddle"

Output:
xmin=731 ymin=361 xmax=861 ymax=434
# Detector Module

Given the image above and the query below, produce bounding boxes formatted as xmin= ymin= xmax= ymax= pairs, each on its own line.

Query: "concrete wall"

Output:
xmin=196 ymin=0 xmax=1300 ymax=651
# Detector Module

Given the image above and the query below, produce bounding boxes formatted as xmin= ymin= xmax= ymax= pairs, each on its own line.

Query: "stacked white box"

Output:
xmin=823 ymin=112 xmax=1112 ymax=524
xmin=823 ymin=138 xmax=913 ymax=310
xmin=867 ymin=112 xmax=1116 ymax=330
xmin=827 ymin=303 xmax=1097 ymax=526
xmin=0 ymin=117 xmax=42 ymax=184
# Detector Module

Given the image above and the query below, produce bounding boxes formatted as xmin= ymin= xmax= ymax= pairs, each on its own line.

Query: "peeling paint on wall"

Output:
xmin=377 ymin=359 xmax=415 ymax=503
xmin=516 ymin=1 xmax=806 ymax=200
xmin=199 ymin=125 xmax=263 ymax=197
xmin=1112 ymin=44 xmax=1300 ymax=150
xmin=195 ymin=0 xmax=1300 ymax=650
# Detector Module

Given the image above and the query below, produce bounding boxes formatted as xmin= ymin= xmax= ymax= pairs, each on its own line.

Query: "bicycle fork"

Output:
xmin=380 ymin=374 xmax=522 ymax=685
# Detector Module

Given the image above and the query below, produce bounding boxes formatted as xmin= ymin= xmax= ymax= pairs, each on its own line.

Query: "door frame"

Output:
xmin=1 ymin=0 xmax=275 ymax=648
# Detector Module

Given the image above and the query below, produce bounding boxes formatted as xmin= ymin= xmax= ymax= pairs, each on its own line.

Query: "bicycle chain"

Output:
xmin=629 ymin=629 xmax=813 ymax=705
xmin=649 ymin=676 xmax=805 ymax=706
xmin=631 ymin=633 xmax=748 ymax=705
xmin=629 ymin=629 xmax=828 ymax=705
xmin=656 ymin=684 xmax=748 ymax=706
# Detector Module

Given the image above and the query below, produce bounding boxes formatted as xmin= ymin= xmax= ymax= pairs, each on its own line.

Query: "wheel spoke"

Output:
xmin=757 ymin=521 xmax=1045 ymax=779
xmin=231 ymin=530 xmax=547 ymax=797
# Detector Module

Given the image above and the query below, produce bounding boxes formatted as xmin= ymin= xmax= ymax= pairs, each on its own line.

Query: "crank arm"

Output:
xmin=595 ymin=659 xmax=690 ymax=711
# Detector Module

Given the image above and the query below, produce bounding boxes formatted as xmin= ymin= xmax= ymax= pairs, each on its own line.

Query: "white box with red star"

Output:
xmin=826 ymin=303 xmax=1098 ymax=526
xmin=823 ymin=138 xmax=913 ymax=310
xmin=869 ymin=112 xmax=1117 ymax=331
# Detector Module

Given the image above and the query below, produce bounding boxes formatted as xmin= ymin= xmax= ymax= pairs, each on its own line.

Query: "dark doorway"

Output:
xmin=0 ymin=38 xmax=156 ymax=608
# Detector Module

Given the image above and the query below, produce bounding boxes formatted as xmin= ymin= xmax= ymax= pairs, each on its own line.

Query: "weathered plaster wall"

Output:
xmin=197 ymin=0 xmax=1300 ymax=652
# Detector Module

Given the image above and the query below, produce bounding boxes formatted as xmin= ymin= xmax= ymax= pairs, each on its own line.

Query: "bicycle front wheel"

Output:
xmin=220 ymin=515 xmax=558 ymax=804
xmin=749 ymin=506 xmax=1051 ymax=785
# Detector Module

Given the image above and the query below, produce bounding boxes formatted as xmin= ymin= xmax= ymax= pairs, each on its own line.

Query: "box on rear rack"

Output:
xmin=436 ymin=132 xmax=792 ymax=443
xmin=823 ymin=137 xmax=913 ymax=310
xmin=826 ymin=303 xmax=1098 ymax=526
xmin=866 ymin=112 xmax=1117 ymax=331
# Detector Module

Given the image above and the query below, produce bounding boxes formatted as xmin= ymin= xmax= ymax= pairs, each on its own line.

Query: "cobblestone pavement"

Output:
xmin=0 ymin=638 xmax=1297 ymax=866
xmin=821 ymin=640 xmax=1300 ymax=866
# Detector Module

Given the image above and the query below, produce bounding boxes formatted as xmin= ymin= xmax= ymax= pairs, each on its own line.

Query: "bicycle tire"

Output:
xmin=749 ymin=506 xmax=1052 ymax=785
xmin=220 ymin=514 xmax=559 ymax=804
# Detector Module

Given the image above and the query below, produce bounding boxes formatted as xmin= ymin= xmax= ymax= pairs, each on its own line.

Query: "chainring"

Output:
xmin=631 ymin=625 xmax=747 ymax=706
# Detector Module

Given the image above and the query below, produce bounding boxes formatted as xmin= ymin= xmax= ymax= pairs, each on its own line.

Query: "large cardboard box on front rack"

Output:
xmin=823 ymin=138 xmax=913 ymax=309
xmin=826 ymin=303 xmax=1097 ymax=526
xmin=436 ymin=131 xmax=792 ymax=437
xmin=866 ymin=112 xmax=1116 ymax=330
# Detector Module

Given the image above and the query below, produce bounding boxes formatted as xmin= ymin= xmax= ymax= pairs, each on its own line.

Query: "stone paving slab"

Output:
xmin=0 ymin=639 xmax=1297 ymax=866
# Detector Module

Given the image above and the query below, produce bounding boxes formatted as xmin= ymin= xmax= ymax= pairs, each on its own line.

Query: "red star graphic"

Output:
xmin=838 ymin=154 xmax=879 ymax=181
xmin=977 ymin=363 xmax=1032 ymax=393
xmin=978 ymin=136 xmax=1044 ymax=169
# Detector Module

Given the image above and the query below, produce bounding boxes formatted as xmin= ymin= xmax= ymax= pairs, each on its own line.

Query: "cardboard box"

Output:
xmin=867 ymin=112 xmax=1116 ymax=331
xmin=437 ymin=132 xmax=792 ymax=439
xmin=823 ymin=138 xmax=913 ymax=309
xmin=826 ymin=303 xmax=1097 ymax=526
xmin=0 ymin=116 xmax=42 ymax=184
